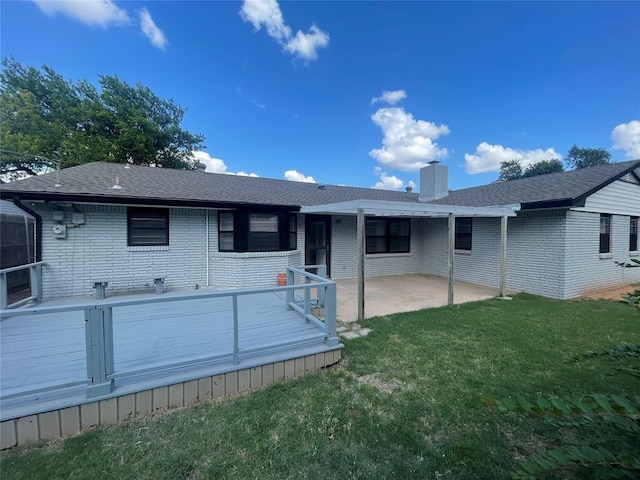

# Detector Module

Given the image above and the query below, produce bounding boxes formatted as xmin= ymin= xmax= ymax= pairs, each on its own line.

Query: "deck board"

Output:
xmin=1 ymin=291 xmax=333 ymax=419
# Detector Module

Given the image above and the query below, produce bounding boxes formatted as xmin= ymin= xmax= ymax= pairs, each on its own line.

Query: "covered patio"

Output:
xmin=336 ymin=273 xmax=514 ymax=322
xmin=302 ymin=200 xmax=520 ymax=322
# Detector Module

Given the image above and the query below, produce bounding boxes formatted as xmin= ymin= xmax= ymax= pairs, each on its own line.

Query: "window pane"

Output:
xmin=390 ymin=237 xmax=409 ymax=253
xmin=366 ymin=237 xmax=387 ymax=254
xmin=250 ymin=214 xmax=278 ymax=232
xmin=630 ymin=217 xmax=638 ymax=251
xmin=219 ymin=213 xmax=234 ymax=231
xmin=219 ymin=232 xmax=234 ymax=251
xmin=455 ymin=218 xmax=472 ymax=250
xmin=289 ymin=215 xmax=297 ymax=232
xmin=600 ymin=214 xmax=611 ymax=253
xmin=248 ymin=232 xmax=279 ymax=251
xmin=390 ymin=219 xmax=409 ymax=236
xmin=128 ymin=208 xmax=168 ymax=246
xmin=290 ymin=232 xmax=297 ymax=250
xmin=366 ymin=219 xmax=386 ymax=236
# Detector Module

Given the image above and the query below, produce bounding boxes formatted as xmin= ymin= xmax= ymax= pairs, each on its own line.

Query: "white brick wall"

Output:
xmin=563 ymin=210 xmax=640 ymax=298
xmin=36 ymin=203 xmax=208 ymax=298
xmin=329 ymin=215 xmax=427 ymax=279
xmin=35 ymin=204 xmax=306 ymax=298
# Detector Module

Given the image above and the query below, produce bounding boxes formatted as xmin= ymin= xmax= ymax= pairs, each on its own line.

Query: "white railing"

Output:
xmin=0 ymin=266 xmax=338 ymax=402
xmin=0 ymin=261 xmax=44 ymax=309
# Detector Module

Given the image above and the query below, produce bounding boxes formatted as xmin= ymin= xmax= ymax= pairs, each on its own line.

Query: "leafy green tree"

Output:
xmin=499 ymin=159 xmax=564 ymax=181
xmin=498 ymin=159 xmax=523 ymax=181
xmin=565 ymin=145 xmax=611 ymax=170
xmin=521 ymin=159 xmax=564 ymax=178
xmin=0 ymin=58 xmax=205 ymax=179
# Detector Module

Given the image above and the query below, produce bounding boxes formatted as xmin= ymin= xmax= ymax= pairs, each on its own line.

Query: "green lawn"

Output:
xmin=2 ymin=294 xmax=639 ymax=479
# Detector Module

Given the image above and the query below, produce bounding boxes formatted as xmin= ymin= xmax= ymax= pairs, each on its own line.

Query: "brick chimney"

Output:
xmin=419 ymin=161 xmax=448 ymax=202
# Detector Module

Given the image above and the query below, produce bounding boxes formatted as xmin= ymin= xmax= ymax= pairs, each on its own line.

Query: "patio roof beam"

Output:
xmin=300 ymin=200 xmax=520 ymax=218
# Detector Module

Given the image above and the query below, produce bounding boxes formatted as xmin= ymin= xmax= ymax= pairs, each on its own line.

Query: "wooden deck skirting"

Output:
xmin=1 ymin=349 xmax=341 ymax=449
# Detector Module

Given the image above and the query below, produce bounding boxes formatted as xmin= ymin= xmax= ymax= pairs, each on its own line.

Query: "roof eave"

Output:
xmin=0 ymin=191 xmax=300 ymax=212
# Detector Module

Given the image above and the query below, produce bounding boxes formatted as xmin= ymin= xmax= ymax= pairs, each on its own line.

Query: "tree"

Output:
xmin=0 ymin=58 xmax=205 ymax=179
xmin=498 ymin=159 xmax=564 ymax=181
xmin=521 ymin=159 xmax=564 ymax=178
xmin=565 ymin=145 xmax=611 ymax=170
xmin=498 ymin=159 xmax=523 ymax=181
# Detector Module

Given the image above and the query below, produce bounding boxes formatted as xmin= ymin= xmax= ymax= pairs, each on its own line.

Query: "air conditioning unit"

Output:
xmin=52 ymin=224 xmax=67 ymax=239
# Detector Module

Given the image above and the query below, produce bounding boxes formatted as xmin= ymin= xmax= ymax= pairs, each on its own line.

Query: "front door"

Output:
xmin=305 ymin=215 xmax=331 ymax=277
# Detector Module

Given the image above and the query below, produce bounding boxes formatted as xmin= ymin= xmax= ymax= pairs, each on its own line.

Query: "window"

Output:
xmin=127 ymin=207 xmax=169 ymax=246
xmin=600 ymin=214 xmax=611 ymax=254
xmin=631 ymin=217 xmax=638 ymax=252
xmin=218 ymin=211 xmax=297 ymax=252
xmin=455 ymin=217 xmax=473 ymax=251
xmin=365 ymin=218 xmax=410 ymax=254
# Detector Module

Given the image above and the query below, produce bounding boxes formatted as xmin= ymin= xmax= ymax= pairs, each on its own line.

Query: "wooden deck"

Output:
xmin=1 ymin=287 xmax=340 ymax=423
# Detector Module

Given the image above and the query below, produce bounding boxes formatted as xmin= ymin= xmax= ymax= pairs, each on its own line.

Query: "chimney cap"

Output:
xmin=405 ymin=185 xmax=413 ymax=192
xmin=428 ymin=160 xmax=440 ymax=165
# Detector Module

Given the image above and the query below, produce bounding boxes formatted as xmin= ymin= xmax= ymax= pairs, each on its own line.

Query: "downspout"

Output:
xmin=206 ymin=210 xmax=210 ymax=287
xmin=13 ymin=197 xmax=42 ymax=262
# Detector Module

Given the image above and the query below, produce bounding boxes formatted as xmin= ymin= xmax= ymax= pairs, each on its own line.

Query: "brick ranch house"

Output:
xmin=0 ymin=159 xmax=638 ymax=300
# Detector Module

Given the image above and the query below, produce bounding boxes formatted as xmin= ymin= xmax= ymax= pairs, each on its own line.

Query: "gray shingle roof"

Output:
xmin=0 ymin=162 xmax=418 ymax=208
xmin=430 ymin=160 xmax=640 ymax=208
xmin=1 ymin=160 xmax=638 ymax=210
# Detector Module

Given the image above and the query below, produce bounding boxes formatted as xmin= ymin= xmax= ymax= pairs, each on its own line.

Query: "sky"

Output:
xmin=1 ymin=0 xmax=639 ymax=192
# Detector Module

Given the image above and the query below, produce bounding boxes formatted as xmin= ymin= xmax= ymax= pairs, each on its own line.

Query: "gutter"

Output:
xmin=12 ymin=197 xmax=42 ymax=263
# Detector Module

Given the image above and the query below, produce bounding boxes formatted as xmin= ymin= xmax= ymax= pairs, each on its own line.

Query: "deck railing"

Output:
xmin=0 ymin=266 xmax=338 ymax=402
xmin=0 ymin=261 xmax=44 ymax=309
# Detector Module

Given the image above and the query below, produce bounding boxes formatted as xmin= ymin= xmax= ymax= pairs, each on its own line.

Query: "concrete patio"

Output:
xmin=336 ymin=274 xmax=513 ymax=322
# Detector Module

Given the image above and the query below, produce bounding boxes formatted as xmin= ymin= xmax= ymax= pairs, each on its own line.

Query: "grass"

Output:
xmin=2 ymin=293 xmax=639 ymax=479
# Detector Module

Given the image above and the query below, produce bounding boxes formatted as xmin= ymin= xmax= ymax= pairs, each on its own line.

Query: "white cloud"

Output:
xmin=191 ymin=151 xmax=258 ymax=177
xmin=372 ymin=167 xmax=415 ymax=191
xmin=369 ymin=107 xmax=450 ymax=171
xmin=251 ymin=99 xmax=266 ymax=109
xmin=612 ymin=120 xmax=640 ymax=159
xmin=139 ymin=8 xmax=167 ymax=49
xmin=32 ymin=0 xmax=130 ymax=27
xmin=240 ymin=0 xmax=329 ymax=62
xmin=284 ymin=170 xmax=315 ymax=183
xmin=464 ymin=142 xmax=561 ymax=174
xmin=284 ymin=25 xmax=329 ymax=61
xmin=371 ymin=90 xmax=407 ymax=105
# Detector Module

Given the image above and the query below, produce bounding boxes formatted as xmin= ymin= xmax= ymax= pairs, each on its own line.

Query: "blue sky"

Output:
xmin=2 ymin=1 xmax=639 ymax=191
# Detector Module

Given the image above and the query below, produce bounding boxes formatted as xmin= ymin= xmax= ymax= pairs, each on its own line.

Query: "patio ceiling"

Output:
xmin=300 ymin=199 xmax=520 ymax=218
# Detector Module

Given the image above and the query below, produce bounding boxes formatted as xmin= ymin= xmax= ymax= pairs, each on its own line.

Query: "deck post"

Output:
xmin=448 ymin=213 xmax=455 ymax=307
xmin=285 ymin=268 xmax=294 ymax=309
xmin=317 ymin=264 xmax=326 ymax=306
xmin=304 ymin=276 xmax=311 ymax=317
xmin=84 ymin=307 xmax=114 ymax=397
xmin=357 ymin=207 xmax=365 ymax=322
xmin=499 ymin=216 xmax=508 ymax=298
xmin=232 ymin=295 xmax=239 ymax=365
xmin=0 ymin=273 xmax=7 ymax=309
xmin=30 ymin=263 xmax=42 ymax=303
xmin=324 ymin=281 xmax=339 ymax=346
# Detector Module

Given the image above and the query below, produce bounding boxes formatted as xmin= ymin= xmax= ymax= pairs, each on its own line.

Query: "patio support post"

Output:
xmin=85 ymin=307 xmax=114 ymax=397
xmin=448 ymin=213 xmax=455 ymax=306
xmin=357 ymin=207 xmax=365 ymax=322
xmin=499 ymin=216 xmax=508 ymax=298
xmin=324 ymin=281 xmax=339 ymax=346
